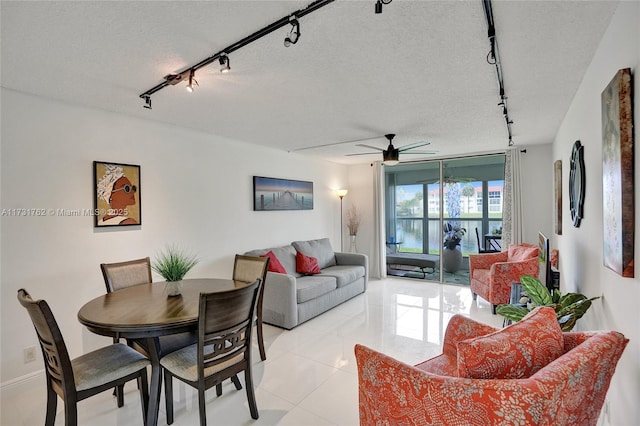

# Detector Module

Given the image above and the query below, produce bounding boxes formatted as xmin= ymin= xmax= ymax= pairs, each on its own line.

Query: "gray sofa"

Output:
xmin=245 ymin=238 xmax=368 ymax=329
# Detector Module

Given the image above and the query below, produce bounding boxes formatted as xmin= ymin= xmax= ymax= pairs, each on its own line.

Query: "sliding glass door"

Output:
xmin=385 ymin=155 xmax=505 ymax=285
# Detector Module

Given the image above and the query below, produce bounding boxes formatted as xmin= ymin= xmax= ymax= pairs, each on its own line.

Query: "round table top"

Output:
xmin=77 ymin=278 xmax=249 ymax=338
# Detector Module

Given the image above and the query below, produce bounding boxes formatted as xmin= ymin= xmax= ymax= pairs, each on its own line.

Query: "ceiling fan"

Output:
xmin=346 ymin=134 xmax=436 ymax=165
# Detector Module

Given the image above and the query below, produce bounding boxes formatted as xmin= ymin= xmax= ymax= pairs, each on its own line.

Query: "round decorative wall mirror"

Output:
xmin=569 ymin=140 xmax=585 ymax=227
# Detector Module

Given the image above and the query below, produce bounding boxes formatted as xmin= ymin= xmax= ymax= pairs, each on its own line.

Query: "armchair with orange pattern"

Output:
xmin=469 ymin=243 xmax=540 ymax=313
xmin=355 ymin=308 xmax=628 ymax=426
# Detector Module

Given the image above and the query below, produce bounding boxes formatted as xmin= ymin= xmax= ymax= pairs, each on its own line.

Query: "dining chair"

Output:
xmin=232 ymin=254 xmax=269 ymax=361
xmin=160 ymin=279 xmax=262 ymax=426
xmin=475 ymin=227 xmax=499 ymax=254
xmin=100 ymin=257 xmax=197 ymax=406
xmin=17 ymin=288 xmax=150 ymax=426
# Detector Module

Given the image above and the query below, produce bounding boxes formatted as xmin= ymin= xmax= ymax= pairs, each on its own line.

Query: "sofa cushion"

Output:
xmin=321 ymin=265 xmax=365 ymax=287
xmin=296 ymin=275 xmax=337 ymax=303
xmin=296 ymin=251 xmax=321 ymax=275
xmin=260 ymin=250 xmax=287 ymax=274
xmin=245 ymin=245 xmax=299 ymax=277
xmin=292 ymin=238 xmax=337 ymax=269
xmin=457 ymin=306 xmax=564 ymax=379
xmin=508 ymin=244 xmax=538 ymax=262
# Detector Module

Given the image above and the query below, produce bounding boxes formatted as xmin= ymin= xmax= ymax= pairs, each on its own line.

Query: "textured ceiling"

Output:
xmin=1 ymin=1 xmax=618 ymax=164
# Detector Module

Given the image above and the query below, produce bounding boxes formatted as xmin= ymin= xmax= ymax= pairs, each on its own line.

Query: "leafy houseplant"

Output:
xmin=443 ymin=222 xmax=466 ymax=250
xmin=152 ymin=245 xmax=198 ymax=296
xmin=496 ymin=274 xmax=600 ymax=331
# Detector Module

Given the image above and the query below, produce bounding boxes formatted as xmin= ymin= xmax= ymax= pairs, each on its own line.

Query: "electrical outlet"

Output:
xmin=23 ymin=346 xmax=37 ymax=363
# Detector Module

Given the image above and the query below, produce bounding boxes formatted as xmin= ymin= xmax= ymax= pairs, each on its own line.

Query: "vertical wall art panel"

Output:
xmin=554 ymin=160 xmax=562 ymax=235
xmin=602 ymin=68 xmax=634 ymax=277
xmin=94 ymin=161 xmax=141 ymax=227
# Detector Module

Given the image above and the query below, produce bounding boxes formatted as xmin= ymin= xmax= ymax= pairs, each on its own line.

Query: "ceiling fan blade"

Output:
xmin=400 ymin=151 xmax=438 ymax=155
xmin=290 ymin=135 xmax=383 ymax=152
xmin=398 ymin=141 xmax=431 ymax=152
xmin=356 ymin=144 xmax=384 ymax=151
xmin=345 ymin=152 xmax=379 ymax=157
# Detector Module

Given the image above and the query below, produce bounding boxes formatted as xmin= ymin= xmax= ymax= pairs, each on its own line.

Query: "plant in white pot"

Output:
xmin=152 ymin=245 xmax=198 ymax=296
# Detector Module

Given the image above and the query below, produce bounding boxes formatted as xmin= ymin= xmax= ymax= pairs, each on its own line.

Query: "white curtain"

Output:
xmin=372 ymin=161 xmax=386 ymax=278
xmin=502 ymin=148 xmax=524 ymax=246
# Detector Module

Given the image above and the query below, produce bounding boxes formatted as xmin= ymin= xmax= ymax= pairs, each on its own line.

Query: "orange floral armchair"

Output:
xmin=355 ymin=309 xmax=628 ymax=426
xmin=469 ymin=243 xmax=542 ymax=313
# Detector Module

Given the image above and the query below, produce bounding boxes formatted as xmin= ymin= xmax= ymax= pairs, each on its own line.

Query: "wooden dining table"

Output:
xmin=77 ymin=278 xmax=251 ymax=426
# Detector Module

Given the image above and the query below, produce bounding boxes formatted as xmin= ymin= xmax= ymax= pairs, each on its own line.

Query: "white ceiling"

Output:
xmin=1 ymin=1 xmax=618 ymax=165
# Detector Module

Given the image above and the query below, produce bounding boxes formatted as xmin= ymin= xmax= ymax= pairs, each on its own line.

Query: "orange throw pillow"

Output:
xmin=457 ymin=306 xmax=564 ymax=379
xmin=260 ymin=250 xmax=287 ymax=274
xmin=296 ymin=251 xmax=321 ymax=275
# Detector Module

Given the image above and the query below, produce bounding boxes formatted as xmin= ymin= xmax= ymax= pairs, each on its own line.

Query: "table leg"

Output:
xmin=145 ymin=337 xmax=162 ymax=426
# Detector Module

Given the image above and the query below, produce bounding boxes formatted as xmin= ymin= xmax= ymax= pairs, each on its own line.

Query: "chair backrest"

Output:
xmin=100 ymin=257 xmax=152 ymax=292
xmin=17 ymin=289 xmax=75 ymax=397
xmin=232 ymin=255 xmax=269 ymax=284
xmin=197 ymin=280 xmax=261 ymax=379
xmin=475 ymin=227 xmax=482 ymax=250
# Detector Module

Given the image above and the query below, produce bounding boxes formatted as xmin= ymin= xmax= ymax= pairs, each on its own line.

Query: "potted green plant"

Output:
xmin=152 ymin=245 xmax=198 ymax=296
xmin=496 ymin=274 xmax=600 ymax=331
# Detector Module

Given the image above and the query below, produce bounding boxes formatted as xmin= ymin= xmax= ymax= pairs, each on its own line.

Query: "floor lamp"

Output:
xmin=336 ymin=189 xmax=348 ymax=251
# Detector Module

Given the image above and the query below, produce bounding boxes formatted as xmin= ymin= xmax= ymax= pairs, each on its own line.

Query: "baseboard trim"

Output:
xmin=0 ymin=368 xmax=44 ymax=392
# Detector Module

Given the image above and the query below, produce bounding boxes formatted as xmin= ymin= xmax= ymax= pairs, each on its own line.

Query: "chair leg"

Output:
xmin=63 ymin=399 xmax=78 ymax=426
xmin=472 ymin=293 xmax=477 ymax=301
xmin=45 ymin=385 xmax=57 ymax=426
xmin=138 ymin=370 xmax=149 ymax=425
xmin=231 ymin=375 xmax=242 ymax=390
xmin=492 ymin=304 xmax=497 ymax=315
xmin=216 ymin=383 xmax=222 ymax=397
xmin=164 ymin=369 xmax=174 ymax=425
xmin=244 ymin=369 xmax=259 ymax=419
xmin=198 ymin=388 xmax=207 ymax=426
xmin=257 ymin=318 xmax=266 ymax=361
xmin=116 ymin=384 xmax=125 ymax=407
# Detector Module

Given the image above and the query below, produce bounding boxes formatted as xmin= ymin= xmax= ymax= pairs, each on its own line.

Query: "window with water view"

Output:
xmin=385 ymin=156 xmax=506 ymax=283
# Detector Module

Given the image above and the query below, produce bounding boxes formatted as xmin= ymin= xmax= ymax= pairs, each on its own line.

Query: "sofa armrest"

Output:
xmin=262 ymin=271 xmax=298 ymax=329
xmin=335 ymin=251 xmax=367 ymax=268
xmin=530 ymin=331 xmax=628 ymax=425
xmin=469 ymin=251 xmax=508 ymax=271
xmin=442 ymin=314 xmax=498 ymax=358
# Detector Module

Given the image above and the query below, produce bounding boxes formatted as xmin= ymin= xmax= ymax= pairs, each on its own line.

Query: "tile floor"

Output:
xmin=1 ymin=277 xmax=504 ymax=426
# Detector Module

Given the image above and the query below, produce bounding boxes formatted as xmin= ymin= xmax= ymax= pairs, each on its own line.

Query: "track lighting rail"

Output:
xmin=482 ymin=0 xmax=514 ymax=146
xmin=139 ymin=0 xmax=335 ymax=107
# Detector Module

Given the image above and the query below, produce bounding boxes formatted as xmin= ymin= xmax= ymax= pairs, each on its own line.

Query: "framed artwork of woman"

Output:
xmin=93 ymin=161 xmax=141 ymax=227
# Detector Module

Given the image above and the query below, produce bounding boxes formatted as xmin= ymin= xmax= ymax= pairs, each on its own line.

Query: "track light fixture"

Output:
xmin=482 ymin=0 xmax=514 ymax=147
xmin=219 ymin=54 xmax=230 ymax=73
xmin=185 ymin=69 xmax=198 ymax=93
xmin=284 ymin=16 xmax=300 ymax=47
xmin=375 ymin=0 xmax=392 ymax=14
xmin=139 ymin=0 xmax=335 ymax=107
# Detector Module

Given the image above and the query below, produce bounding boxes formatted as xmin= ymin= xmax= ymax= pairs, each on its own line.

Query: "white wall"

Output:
xmin=554 ymin=2 xmax=639 ymax=424
xmin=0 ymin=89 xmax=347 ymax=383
xmin=519 ymin=144 xmax=554 ymax=243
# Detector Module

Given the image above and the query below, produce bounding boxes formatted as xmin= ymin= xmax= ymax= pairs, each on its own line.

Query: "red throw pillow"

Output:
xmin=296 ymin=251 xmax=321 ymax=275
xmin=457 ymin=306 xmax=564 ymax=379
xmin=260 ymin=250 xmax=287 ymax=274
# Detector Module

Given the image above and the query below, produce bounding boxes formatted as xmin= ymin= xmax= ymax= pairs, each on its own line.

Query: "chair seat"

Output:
xmin=160 ymin=344 xmax=244 ymax=382
xmin=414 ymin=353 xmax=458 ymax=377
xmin=73 ymin=343 xmax=150 ymax=391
